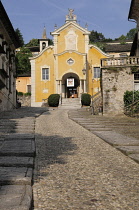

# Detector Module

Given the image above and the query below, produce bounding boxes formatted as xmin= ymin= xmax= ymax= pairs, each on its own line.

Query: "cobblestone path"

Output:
xmin=33 ymin=109 xmax=139 ymax=209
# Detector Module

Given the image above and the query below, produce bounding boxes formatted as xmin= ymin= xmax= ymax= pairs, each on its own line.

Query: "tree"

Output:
xmin=89 ymin=30 xmax=105 ymax=43
xmin=117 ymin=35 xmax=126 ymax=41
xmin=126 ymin=28 xmax=137 ymax=40
xmin=16 ymin=47 xmax=32 ymax=75
xmin=15 ymin=28 xmax=24 ymax=47
xmin=26 ymin=38 xmax=53 ymax=47
xmin=25 ymin=38 xmax=39 ymax=47
xmin=48 ymin=38 xmax=53 ymax=45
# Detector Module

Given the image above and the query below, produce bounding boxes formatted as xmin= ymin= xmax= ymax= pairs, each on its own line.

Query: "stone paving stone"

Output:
xmin=78 ymin=122 xmax=100 ymax=125
xmin=83 ymin=124 xmax=106 ymax=128
xmin=92 ymin=131 xmax=139 ymax=146
xmin=89 ymin=128 xmax=112 ymax=131
xmin=0 ymin=185 xmax=32 ymax=210
xmin=4 ymin=133 xmax=35 ymax=140
xmin=0 ymin=140 xmax=35 ymax=157
xmin=116 ymin=146 xmax=139 ymax=155
xmin=0 ymin=156 xmax=34 ymax=167
xmin=129 ymin=154 xmax=139 ymax=163
xmin=0 ymin=167 xmax=32 ymax=185
xmin=13 ymin=129 xmax=34 ymax=134
xmin=33 ymin=109 xmax=139 ymax=209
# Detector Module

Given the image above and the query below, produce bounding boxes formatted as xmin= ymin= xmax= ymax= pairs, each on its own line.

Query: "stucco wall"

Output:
xmin=102 ymin=67 xmax=133 ymax=115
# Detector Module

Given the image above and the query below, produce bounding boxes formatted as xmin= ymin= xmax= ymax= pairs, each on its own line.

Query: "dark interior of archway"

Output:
xmin=65 ymin=77 xmax=79 ymax=98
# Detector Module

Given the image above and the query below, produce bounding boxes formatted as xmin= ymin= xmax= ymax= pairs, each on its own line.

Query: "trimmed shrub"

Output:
xmin=24 ymin=92 xmax=31 ymax=96
xmin=48 ymin=94 xmax=60 ymax=107
xmin=81 ymin=93 xmax=91 ymax=106
xmin=17 ymin=91 xmax=23 ymax=96
xmin=124 ymin=90 xmax=139 ymax=107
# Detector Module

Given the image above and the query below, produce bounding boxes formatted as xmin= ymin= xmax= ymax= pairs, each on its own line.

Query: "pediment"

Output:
xmin=54 ymin=50 xmax=86 ymax=56
xmin=51 ymin=22 xmax=90 ymax=36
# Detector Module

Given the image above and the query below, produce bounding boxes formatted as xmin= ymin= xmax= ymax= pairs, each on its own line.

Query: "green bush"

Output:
xmin=48 ymin=94 xmax=60 ymax=107
xmin=81 ymin=93 xmax=91 ymax=106
xmin=24 ymin=92 xmax=31 ymax=96
xmin=124 ymin=90 xmax=139 ymax=107
xmin=17 ymin=91 xmax=23 ymax=96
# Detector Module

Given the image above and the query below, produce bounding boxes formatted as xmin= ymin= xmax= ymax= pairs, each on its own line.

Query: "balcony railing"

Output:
xmin=101 ymin=56 xmax=139 ymax=68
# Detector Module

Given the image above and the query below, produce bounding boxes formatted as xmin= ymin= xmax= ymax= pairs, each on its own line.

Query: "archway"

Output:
xmin=62 ymin=73 xmax=80 ymax=98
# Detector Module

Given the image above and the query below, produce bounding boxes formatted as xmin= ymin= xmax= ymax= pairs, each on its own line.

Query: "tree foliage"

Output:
xmin=16 ymin=47 xmax=32 ymax=75
xmin=126 ymin=28 xmax=137 ymax=40
xmin=115 ymin=28 xmax=137 ymax=41
xmin=89 ymin=30 xmax=105 ymax=43
xmin=15 ymin=28 xmax=24 ymax=47
xmin=25 ymin=38 xmax=39 ymax=47
xmin=25 ymin=38 xmax=53 ymax=47
xmin=124 ymin=90 xmax=139 ymax=107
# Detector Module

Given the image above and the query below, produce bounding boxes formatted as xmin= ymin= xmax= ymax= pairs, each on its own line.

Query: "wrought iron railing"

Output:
xmin=91 ymin=91 xmax=102 ymax=115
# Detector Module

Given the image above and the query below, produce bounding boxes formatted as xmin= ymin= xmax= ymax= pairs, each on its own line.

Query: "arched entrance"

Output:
xmin=62 ymin=73 xmax=80 ymax=98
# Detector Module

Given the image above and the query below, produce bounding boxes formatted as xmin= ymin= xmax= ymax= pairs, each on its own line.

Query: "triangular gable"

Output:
xmin=51 ymin=21 xmax=90 ymax=36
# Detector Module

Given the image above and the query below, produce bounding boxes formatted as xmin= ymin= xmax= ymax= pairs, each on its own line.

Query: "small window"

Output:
xmin=67 ymin=58 xmax=74 ymax=65
xmin=134 ymin=73 xmax=139 ymax=81
xmin=94 ymin=67 xmax=100 ymax=78
xmin=27 ymin=85 xmax=31 ymax=93
xmin=42 ymin=68 xmax=49 ymax=80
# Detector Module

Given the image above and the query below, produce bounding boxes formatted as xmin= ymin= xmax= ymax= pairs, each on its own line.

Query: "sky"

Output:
xmin=1 ymin=0 xmax=136 ymax=44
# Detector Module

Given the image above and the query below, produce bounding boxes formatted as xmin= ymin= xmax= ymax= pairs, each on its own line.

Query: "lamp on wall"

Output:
xmin=82 ymin=68 xmax=86 ymax=75
xmin=82 ymin=60 xmax=92 ymax=93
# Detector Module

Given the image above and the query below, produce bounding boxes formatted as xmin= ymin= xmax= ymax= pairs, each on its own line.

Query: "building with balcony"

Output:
xmin=100 ymin=0 xmax=139 ymax=115
xmin=0 ymin=1 xmax=20 ymax=111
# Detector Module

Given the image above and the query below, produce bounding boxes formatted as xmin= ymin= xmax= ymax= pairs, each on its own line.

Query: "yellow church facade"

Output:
xmin=30 ymin=9 xmax=109 ymax=107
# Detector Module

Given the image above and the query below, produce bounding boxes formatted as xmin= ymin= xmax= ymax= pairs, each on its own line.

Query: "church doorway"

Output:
xmin=62 ymin=73 xmax=80 ymax=98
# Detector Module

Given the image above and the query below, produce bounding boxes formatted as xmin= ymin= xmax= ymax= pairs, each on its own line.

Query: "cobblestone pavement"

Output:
xmin=33 ymin=109 xmax=139 ymax=209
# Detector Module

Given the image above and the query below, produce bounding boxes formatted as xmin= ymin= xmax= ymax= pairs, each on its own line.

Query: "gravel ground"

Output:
xmin=33 ymin=109 xmax=139 ymax=210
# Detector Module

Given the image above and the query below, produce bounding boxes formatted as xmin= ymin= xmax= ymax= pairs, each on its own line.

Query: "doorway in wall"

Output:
xmin=62 ymin=73 xmax=80 ymax=98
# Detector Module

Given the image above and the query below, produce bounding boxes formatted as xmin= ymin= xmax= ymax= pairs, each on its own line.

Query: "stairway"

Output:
xmin=59 ymin=98 xmax=81 ymax=109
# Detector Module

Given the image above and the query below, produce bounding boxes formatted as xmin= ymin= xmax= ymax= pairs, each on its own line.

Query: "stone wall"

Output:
xmin=102 ymin=67 xmax=133 ymax=115
xmin=18 ymin=95 xmax=31 ymax=107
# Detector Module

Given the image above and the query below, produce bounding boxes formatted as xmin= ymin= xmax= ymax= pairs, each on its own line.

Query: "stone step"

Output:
xmin=0 ymin=167 xmax=32 ymax=185
xmin=0 ymin=140 xmax=35 ymax=157
xmin=0 ymin=185 xmax=32 ymax=210
xmin=0 ymin=156 xmax=34 ymax=168
xmin=3 ymin=133 xmax=35 ymax=140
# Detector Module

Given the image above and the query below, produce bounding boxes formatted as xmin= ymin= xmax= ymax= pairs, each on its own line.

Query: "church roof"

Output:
xmin=105 ymin=43 xmax=132 ymax=53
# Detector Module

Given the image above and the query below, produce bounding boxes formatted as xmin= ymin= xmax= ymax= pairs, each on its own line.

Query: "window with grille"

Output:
xmin=42 ymin=68 xmax=49 ymax=80
xmin=134 ymin=73 xmax=139 ymax=81
xmin=94 ymin=67 xmax=100 ymax=78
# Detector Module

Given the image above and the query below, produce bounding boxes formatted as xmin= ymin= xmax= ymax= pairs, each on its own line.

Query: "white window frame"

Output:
xmin=94 ymin=67 xmax=100 ymax=79
xmin=41 ymin=67 xmax=50 ymax=81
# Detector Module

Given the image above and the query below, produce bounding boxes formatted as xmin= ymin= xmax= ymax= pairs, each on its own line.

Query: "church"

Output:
xmin=30 ymin=9 xmax=109 ymax=107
